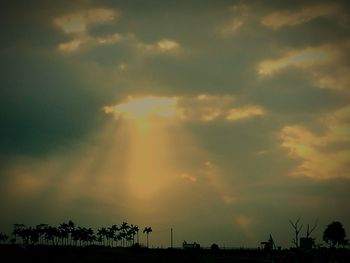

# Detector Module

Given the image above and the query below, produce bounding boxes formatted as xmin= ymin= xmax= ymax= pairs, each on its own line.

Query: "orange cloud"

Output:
xmin=279 ymin=105 xmax=350 ymax=179
xmin=261 ymin=3 xmax=340 ymax=30
xmin=258 ymin=43 xmax=350 ymax=92
xmin=53 ymin=8 xmax=117 ymax=34
xmin=258 ymin=46 xmax=337 ymax=76
xmin=226 ymin=106 xmax=265 ymax=121
xmin=137 ymin=39 xmax=181 ymax=54
xmin=104 ymin=95 xmax=266 ymax=123
xmin=219 ymin=4 xmax=247 ymax=35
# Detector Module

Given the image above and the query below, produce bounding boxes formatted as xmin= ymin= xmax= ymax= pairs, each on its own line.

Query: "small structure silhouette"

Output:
xmin=300 ymin=220 xmax=318 ymax=250
xmin=182 ymin=240 xmax=200 ymax=249
xmin=260 ymin=234 xmax=276 ymax=251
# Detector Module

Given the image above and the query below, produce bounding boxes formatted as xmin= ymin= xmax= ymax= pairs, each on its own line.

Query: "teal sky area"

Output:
xmin=0 ymin=0 xmax=349 ymax=248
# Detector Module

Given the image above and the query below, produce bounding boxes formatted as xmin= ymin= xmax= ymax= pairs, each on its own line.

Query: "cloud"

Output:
xmin=324 ymin=105 xmax=350 ymax=139
xmin=279 ymin=105 xmax=350 ymax=179
xmin=137 ymin=39 xmax=180 ymax=54
xmin=177 ymin=94 xmax=235 ymax=122
xmin=221 ymin=18 xmax=244 ymax=35
xmin=180 ymin=172 xmax=197 ymax=183
xmin=226 ymin=106 xmax=265 ymax=121
xmin=96 ymin=33 xmax=124 ymax=45
xmin=104 ymin=95 xmax=266 ymax=123
xmin=219 ymin=4 xmax=247 ymax=35
xmin=53 ymin=8 xmax=117 ymax=34
xmin=57 ymin=34 xmax=181 ymax=55
xmin=54 ymin=8 xmax=180 ymax=56
xmin=261 ymin=3 xmax=340 ymax=30
xmin=57 ymin=32 xmax=129 ymax=53
xmin=54 ymin=7 xmax=119 ymax=53
xmin=258 ymin=43 xmax=350 ymax=92
xmin=103 ymin=96 xmax=178 ymax=120
xmin=58 ymin=37 xmax=87 ymax=53
xmin=258 ymin=45 xmax=337 ymax=76
xmin=157 ymin=39 xmax=180 ymax=52
xmin=313 ymin=66 xmax=350 ymax=91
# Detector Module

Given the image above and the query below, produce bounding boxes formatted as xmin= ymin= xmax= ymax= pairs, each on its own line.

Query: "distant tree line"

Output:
xmin=0 ymin=220 xmax=153 ymax=248
xmin=0 ymin=220 xmax=347 ymax=249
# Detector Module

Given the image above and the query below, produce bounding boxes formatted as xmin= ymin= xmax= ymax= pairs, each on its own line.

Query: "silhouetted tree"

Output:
xmin=130 ymin=224 xmax=138 ymax=245
xmin=290 ymin=217 xmax=303 ymax=248
xmin=143 ymin=227 xmax=152 ymax=248
xmin=114 ymin=231 xmax=122 ymax=247
xmin=36 ymin=224 xmax=48 ymax=245
xmin=28 ymin=227 xmax=39 ymax=245
xmin=44 ymin=226 xmax=58 ymax=246
xmin=58 ymin=222 xmax=71 ymax=246
xmin=97 ymin=227 xmax=108 ymax=246
xmin=120 ymin=222 xmax=130 ymax=247
xmin=12 ymin=224 xmax=25 ymax=244
xmin=67 ymin=220 xmax=75 ymax=246
xmin=305 ymin=220 xmax=318 ymax=238
xmin=134 ymin=225 xmax=140 ymax=244
xmin=211 ymin=243 xmax=219 ymax=251
xmin=71 ymin=228 xmax=80 ymax=246
xmin=0 ymin=232 xmax=8 ymax=243
xmin=84 ymin=228 xmax=95 ymax=246
xmin=323 ymin=221 xmax=347 ymax=248
xmin=108 ymin=225 xmax=119 ymax=247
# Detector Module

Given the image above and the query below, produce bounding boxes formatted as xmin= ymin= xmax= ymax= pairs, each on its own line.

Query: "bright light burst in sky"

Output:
xmin=110 ymin=96 xmax=178 ymax=120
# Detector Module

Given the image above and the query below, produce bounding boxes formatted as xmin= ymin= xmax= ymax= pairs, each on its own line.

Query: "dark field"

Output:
xmin=1 ymin=245 xmax=349 ymax=263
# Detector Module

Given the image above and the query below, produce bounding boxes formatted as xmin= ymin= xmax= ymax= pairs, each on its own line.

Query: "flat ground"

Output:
xmin=1 ymin=245 xmax=349 ymax=263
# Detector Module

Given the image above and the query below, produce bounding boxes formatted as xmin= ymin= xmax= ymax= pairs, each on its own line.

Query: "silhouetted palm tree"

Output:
xmin=17 ymin=227 xmax=28 ymax=245
xmin=45 ymin=226 xmax=61 ymax=246
xmin=84 ymin=228 xmax=95 ymax=246
xmin=134 ymin=225 xmax=140 ymax=244
xmin=12 ymin=224 xmax=25 ymax=244
xmin=109 ymin=225 xmax=119 ymax=247
xmin=97 ymin=227 xmax=108 ymax=246
xmin=120 ymin=222 xmax=130 ymax=247
xmin=114 ymin=232 xmax=122 ymax=247
xmin=67 ymin=220 xmax=75 ymax=246
xmin=71 ymin=228 xmax=80 ymax=246
xmin=35 ymin=224 xmax=48 ymax=245
xmin=130 ymin=224 xmax=138 ymax=245
xmin=143 ymin=227 xmax=152 ymax=248
xmin=58 ymin=223 xmax=70 ymax=245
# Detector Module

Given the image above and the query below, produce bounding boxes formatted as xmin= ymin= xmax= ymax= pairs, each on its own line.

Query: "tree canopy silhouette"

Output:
xmin=323 ymin=221 xmax=347 ymax=248
xmin=143 ymin=227 xmax=152 ymax=248
xmin=0 ymin=232 xmax=8 ymax=243
xmin=2 ymin=220 xmax=145 ymax=248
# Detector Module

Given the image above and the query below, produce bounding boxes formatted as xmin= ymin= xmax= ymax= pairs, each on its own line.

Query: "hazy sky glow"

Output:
xmin=0 ymin=0 xmax=350 ymax=248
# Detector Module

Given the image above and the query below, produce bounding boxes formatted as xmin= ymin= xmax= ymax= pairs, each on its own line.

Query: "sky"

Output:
xmin=0 ymin=0 xmax=350 ymax=248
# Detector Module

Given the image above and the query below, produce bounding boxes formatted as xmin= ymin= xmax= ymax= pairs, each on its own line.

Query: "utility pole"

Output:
xmin=171 ymin=228 xmax=173 ymax=248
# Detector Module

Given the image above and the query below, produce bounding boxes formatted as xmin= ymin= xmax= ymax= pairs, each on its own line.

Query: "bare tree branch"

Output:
xmin=290 ymin=217 xmax=303 ymax=248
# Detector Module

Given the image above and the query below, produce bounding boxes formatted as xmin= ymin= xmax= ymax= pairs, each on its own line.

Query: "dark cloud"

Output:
xmin=0 ymin=49 xmax=107 ymax=156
